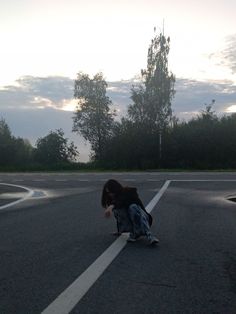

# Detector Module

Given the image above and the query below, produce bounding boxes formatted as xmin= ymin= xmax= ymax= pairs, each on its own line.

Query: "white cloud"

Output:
xmin=208 ymin=34 xmax=236 ymax=79
xmin=225 ymin=104 xmax=236 ymax=113
xmin=222 ymin=34 xmax=236 ymax=73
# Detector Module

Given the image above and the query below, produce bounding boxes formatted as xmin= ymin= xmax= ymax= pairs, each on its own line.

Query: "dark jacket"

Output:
xmin=109 ymin=187 xmax=153 ymax=226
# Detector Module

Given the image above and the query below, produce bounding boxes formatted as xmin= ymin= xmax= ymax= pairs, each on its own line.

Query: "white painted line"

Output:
xmin=76 ymin=179 xmax=90 ymax=182
xmin=12 ymin=179 xmax=24 ymax=182
xmin=172 ymin=179 xmax=236 ymax=182
xmin=41 ymin=180 xmax=170 ymax=314
xmin=0 ymin=183 xmax=34 ymax=210
xmin=33 ymin=179 xmax=46 ymax=182
xmin=146 ymin=180 xmax=171 ymax=213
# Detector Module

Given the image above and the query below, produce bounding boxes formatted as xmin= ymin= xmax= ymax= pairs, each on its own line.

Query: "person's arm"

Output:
xmin=104 ymin=204 xmax=114 ymax=218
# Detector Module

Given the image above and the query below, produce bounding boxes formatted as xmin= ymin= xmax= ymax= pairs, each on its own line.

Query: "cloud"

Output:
xmin=107 ymin=78 xmax=236 ymax=120
xmin=3 ymin=74 xmax=235 ymax=119
xmin=172 ymin=78 xmax=236 ymax=119
xmin=0 ymin=75 xmax=74 ymax=110
xmin=222 ymin=34 xmax=236 ymax=73
xmin=209 ymin=34 xmax=236 ymax=74
xmin=107 ymin=80 xmax=134 ymax=117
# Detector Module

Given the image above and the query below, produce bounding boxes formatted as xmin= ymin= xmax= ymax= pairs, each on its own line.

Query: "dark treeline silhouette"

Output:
xmin=0 ymin=119 xmax=79 ymax=171
xmin=1 ymin=104 xmax=236 ymax=171
xmin=99 ymin=102 xmax=236 ymax=170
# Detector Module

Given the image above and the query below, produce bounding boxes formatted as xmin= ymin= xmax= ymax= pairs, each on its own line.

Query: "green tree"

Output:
xmin=100 ymin=118 xmax=158 ymax=169
xmin=0 ymin=118 xmax=15 ymax=166
xmin=72 ymin=72 xmax=115 ymax=160
xmin=129 ymin=31 xmax=175 ymax=128
xmin=163 ymin=100 xmax=220 ymax=169
xmin=214 ymin=112 xmax=236 ymax=168
xmin=128 ymin=30 xmax=175 ymax=164
xmin=0 ymin=118 xmax=34 ymax=168
xmin=35 ymin=129 xmax=78 ymax=165
xmin=0 ymin=118 xmax=11 ymax=138
xmin=198 ymin=99 xmax=217 ymax=122
xmin=13 ymin=138 xmax=33 ymax=166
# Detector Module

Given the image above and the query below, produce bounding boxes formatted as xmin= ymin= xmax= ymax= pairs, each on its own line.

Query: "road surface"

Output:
xmin=0 ymin=172 xmax=235 ymax=313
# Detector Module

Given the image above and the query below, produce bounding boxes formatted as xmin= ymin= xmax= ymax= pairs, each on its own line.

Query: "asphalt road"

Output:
xmin=0 ymin=172 xmax=236 ymax=314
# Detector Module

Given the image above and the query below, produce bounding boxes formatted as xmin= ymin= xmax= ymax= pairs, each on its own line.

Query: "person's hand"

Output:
xmin=104 ymin=205 xmax=114 ymax=218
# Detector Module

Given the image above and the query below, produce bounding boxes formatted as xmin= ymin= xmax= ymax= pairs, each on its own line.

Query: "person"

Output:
xmin=101 ymin=179 xmax=159 ymax=245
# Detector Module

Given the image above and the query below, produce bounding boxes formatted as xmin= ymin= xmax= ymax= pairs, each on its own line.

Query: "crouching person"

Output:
xmin=101 ymin=179 xmax=159 ymax=245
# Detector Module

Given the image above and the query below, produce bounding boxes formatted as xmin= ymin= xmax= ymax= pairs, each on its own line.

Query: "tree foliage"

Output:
xmin=34 ymin=129 xmax=78 ymax=165
xmin=0 ymin=118 xmax=33 ymax=167
xmin=0 ymin=120 xmax=79 ymax=170
xmin=72 ymin=72 xmax=115 ymax=160
xmin=128 ymin=31 xmax=175 ymax=131
xmin=0 ymin=118 xmax=14 ymax=165
xmin=1 ymin=102 xmax=236 ymax=170
xmin=100 ymin=99 xmax=236 ymax=170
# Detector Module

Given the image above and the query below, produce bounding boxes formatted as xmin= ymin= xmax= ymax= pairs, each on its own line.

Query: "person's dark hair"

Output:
xmin=101 ymin=179 xmax=123 ymax=208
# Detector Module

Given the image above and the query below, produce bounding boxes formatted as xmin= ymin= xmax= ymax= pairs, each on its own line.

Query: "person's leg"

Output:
xmin=112 ymin=207 xmax=133 ymax=234
xmin=112 ymin=209 xmax=121 ymax=235
xmin=128 ymin=204 xmax=159 ymax=244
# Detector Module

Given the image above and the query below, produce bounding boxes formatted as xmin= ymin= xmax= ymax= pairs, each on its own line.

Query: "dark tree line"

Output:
xmin=0 ymin=119 xmax=78 ymax=170
xmin=99 ymin=102 xmax=236 ymax=169
xmin=1 ymin=105 xmax=236 ymax=170
xmin=0 ymin=118 xmax=33 ymax=168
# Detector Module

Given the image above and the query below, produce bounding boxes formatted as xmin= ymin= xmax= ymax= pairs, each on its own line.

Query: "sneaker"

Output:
xmin=127 ymin=234 xmax=137 ymax=242
xmin=148 ymin=236 xmax=159 ymax=245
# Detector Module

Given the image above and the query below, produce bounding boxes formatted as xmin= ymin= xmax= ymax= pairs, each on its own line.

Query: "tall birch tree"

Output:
xmin=72 ymin=72 xmax=115 ymax=160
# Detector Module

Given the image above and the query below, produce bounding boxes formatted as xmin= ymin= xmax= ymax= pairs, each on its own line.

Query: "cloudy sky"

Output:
xmin=1 ymin=0 xmax=236 ymax=161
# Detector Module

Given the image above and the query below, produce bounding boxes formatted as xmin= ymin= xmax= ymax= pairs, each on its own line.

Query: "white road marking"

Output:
xmin=55 ymin=180 xmax=67 ymax=182
xmin=172 ymin=179 xmax=236 ymax=182
xmin=0 ymin=183 xmax=34 ymax=210
xmin=33 ymin=179 xmax=46 ymax=182
xmin=41 ymin=180 xmax=171 ymax=314
xmin=76 ymin=179 xmax=90 ymax=182
xmin=146 ymin=180 xmax=170 ymax=213
xmin=0 ymin=175 xmax=235 ymax=183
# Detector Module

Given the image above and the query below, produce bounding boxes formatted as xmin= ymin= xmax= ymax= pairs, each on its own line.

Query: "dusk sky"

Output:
xmin=1 ymin=0 xmax=236 ymax=161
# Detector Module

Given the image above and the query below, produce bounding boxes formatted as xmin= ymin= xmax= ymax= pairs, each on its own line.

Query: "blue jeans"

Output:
xmin=113 ymin=203 xmax=152 ymax=238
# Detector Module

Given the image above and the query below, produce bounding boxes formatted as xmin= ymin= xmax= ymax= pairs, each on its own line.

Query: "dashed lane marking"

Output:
xmin=76 ymin=179 xmax=90 ymax=182
xmin=55 ymin=180 xmax=68 ymax=182
xmin=32 ymin=179 xmax=46 ymax=182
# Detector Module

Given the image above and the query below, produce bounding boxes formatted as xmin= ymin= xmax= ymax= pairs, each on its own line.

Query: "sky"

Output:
xmin=1 ymin=0 xmax=236 ymax=161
